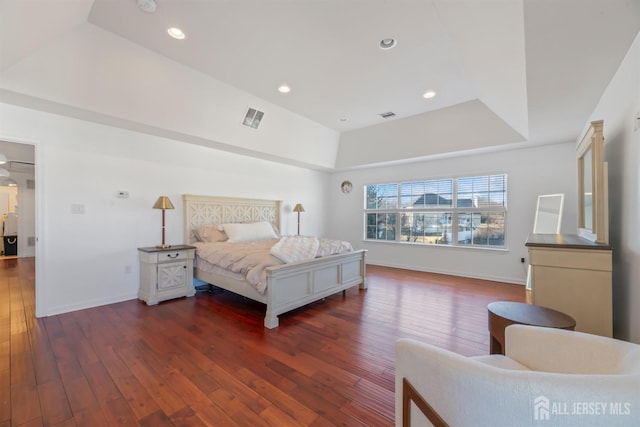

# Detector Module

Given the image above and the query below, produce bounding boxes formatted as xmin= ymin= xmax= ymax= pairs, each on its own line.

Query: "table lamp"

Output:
xmin=153 ymin=196 xmax=174 ymax=248
xmin=293 ymin=203 xmax=305 ymax=236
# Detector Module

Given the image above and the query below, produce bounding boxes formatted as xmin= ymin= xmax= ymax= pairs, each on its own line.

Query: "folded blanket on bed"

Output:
xmin=316 ymin=238 xmax=354 ymax=257
xmin=270 ymin=236 xmax=320 ymax=263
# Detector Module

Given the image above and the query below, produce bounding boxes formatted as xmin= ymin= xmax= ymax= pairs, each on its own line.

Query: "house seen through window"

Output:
xmin=365 ymin=174 xmax=507 ymax=248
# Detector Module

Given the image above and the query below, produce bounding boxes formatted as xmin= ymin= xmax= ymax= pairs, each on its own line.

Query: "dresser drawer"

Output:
xmin=529 ymin=247 xmax=611 ymax=271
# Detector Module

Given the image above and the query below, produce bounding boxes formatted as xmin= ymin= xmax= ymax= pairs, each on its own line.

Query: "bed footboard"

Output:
xmin=263 ymin=249 xmax=367 ymax=328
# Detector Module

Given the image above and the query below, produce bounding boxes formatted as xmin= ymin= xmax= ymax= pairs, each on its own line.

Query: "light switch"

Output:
xmin=71 ymin=203 xmax=85 ymax=214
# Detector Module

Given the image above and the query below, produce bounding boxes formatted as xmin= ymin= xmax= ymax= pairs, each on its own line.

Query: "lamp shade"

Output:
xmin=0 ymin=168 xmax=9 ymax=178
xmin=0 ymin=153 xmax=6 ymax=165
xmin=153 ymin=196 xmax=174 ymax=210
xmin=293 ymin=203 xmax=305 ymax=213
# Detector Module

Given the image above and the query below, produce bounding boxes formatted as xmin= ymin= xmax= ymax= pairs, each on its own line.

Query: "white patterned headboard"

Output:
xmin=182 ymin=194 xmax=282 ymax=244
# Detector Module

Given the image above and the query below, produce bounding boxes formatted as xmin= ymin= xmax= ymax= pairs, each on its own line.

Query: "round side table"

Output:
xmin=487 ymin=301 xmax=576 ymax=355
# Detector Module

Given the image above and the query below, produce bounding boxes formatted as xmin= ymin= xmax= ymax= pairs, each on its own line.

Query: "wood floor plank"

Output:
xmin=340 ymin=398 xmax=394 ymax=427
xmin=0 ymin=369 xmax=9 ymax=424
xmin=99 ymin=397 xmax=140 ymax=427
xmin=30 ymin=333 xmax=62 ymax=385
xmin=61 ymin=376 xmax=100 ymax=414
xmin=117 ymin=345 xmax=189 ymax=416
xmin=234 ymin=367 xmax=319 ymax=425
xmin=167 ymin=406 xmax=209 ymax=427
xmin=37 ymin=380 xmax=73 ymax=426
xmin=205 ymin=363 xmax=271 ymax=415
xmin=71 ymin=407 xmax=112 ymax=427
xmin=96 ymin=346 xmax=162 ymax=421
xmin=13 ymin=417 xmax=44 ymax=427
xmin=81 ymin=361 xmax=124 ymax=404
xmin=3 ymin=258 xmax=526 ymax=426
xmin=10 ymin=383 xmax=41 ymax=426
xmin=257 ymin=405 xmax=308 ymax=427
xmin=207 ymin=387 xmax=272 ymax=427
xmin=189 ymin=401 xmax=238 ymax=426
xmin=138 ymin=410 xmax=174 ymax=427
xmin=264 ymin=359 xmax=364 ymax=426
xmin=9 ymin=352 xmax=36 ymax=388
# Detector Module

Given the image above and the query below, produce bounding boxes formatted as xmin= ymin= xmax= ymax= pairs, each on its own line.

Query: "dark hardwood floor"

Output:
xmin=1 ymin=258 xmax=525 ymax=426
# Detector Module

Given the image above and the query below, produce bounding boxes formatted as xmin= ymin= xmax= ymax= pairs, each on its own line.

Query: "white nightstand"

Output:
xmin=137 ymin=245 xmax=196 ymax=305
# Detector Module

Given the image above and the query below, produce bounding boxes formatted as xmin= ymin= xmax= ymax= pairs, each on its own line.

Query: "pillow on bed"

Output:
xmin=194 ymin=225 xmax=228 ymax=243
xmin=240 ymin=220 xmax=280 ymax=237
xmin=219 ymin=221 xmax=278 ymax=243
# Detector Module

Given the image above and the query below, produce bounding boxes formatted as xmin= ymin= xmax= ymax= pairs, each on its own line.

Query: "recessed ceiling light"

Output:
xmin=278 ymin=85 xmax=291 ymax=93
xmin=167 ymin=27 xmax=186 ymax=40
xmin=423 ymin=90 xmax=437 ymax=99
xmin=379 ymin=38 xmax=397 ymax=50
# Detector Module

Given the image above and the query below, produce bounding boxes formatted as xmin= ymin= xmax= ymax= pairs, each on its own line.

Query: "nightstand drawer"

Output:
xmin=155 ymin=250 xmax=191 ymax=263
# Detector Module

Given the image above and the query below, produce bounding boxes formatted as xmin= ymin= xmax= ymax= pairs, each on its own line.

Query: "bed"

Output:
xmin=182 ymin=194 xmax=367 ymax=328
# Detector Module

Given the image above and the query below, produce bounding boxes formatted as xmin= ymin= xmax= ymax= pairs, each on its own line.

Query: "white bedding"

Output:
xmin=194 ymin=236 xmax=353 ymax=294
xmin=269 ymin=236 xmax=320 ymax=263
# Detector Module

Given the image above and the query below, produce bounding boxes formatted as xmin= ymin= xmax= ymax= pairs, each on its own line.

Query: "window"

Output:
xmin=365 ymin=174 xmax=507 ymax=248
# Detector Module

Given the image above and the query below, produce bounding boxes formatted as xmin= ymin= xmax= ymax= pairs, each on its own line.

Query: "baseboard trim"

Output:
xmin=367 ymin=261 xmax=526 ymax=286
xmin=45 ymin=292 xmax=138 ymax=317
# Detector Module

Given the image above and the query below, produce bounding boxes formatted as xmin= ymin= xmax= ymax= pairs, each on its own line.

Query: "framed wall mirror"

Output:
xmin=577 ymin=120 xmax=608 ymax=243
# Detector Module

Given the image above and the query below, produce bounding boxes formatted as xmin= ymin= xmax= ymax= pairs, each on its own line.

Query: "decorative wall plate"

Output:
xmin=341 ymin=180 xmax=353 ymax=194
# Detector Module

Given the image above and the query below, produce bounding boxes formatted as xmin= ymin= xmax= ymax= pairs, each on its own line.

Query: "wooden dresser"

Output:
xmin=525 ymin=233 xmax=612 ymax=337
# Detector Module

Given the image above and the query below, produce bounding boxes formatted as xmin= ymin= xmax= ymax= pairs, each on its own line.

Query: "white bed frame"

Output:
xmin=182 ymin=194 xmax=367 ymax=328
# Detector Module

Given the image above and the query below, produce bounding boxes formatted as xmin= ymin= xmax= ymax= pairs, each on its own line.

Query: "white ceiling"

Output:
xmin=0 ymin=140 xmax=34 ymax=170
xmin=1 ymin=0 xmax=639 ymax=168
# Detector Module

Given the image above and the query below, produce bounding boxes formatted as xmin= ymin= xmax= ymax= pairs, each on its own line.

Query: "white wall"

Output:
xmin=328 ymin=142 xmax=577 ymax=284
xmin=0 ymin=102 xmax=329 ymax=317
xmin=587 ymin=33 xmax=640 ymax=343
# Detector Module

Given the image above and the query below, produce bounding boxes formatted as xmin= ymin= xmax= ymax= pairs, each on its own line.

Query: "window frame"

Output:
xmin=364 ymin=174 xmax=508 ymax=248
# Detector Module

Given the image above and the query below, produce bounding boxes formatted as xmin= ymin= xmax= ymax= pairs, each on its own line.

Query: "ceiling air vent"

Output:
xmin=242 ymin=108 xmax=264 ymax=129
xmin=379 ymin=111 xmax=396 ymax=119
xmin=137 ymin=0 xmax=157 ymax=13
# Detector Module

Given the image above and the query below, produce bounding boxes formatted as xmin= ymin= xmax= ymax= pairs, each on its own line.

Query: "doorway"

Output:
xmin=0 ymin=141 xmax=36 ymax=262
xmin=0 ymin=184 xmax=19 ymax=259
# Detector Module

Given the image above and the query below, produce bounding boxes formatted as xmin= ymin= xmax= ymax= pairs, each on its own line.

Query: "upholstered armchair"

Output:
xmin=395 ymin=325 xmax=640 ymax=426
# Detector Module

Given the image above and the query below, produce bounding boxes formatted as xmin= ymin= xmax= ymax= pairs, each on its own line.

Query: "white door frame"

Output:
xmin=0 ymin=135 xmax=43 ymax=316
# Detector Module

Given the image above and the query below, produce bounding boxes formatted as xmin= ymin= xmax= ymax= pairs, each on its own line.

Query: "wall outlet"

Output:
xmin=116 ymin=190 xmax=129 ymax=198
xmin=520 ymin=257 xmax=525 ymax=263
